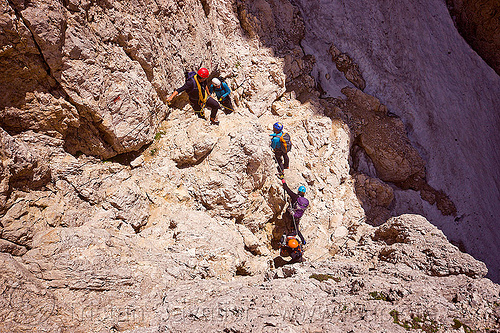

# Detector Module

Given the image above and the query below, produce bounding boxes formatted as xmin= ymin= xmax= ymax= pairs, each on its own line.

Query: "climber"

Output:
xmin=280 ymin=177 xmax=308 ymax=246
xmin=166 ymin=68 xmax=220 ymax=125
xmin=279 ymin=234 xmax=303 ymax=262
xmin=209 ymin=77 xmax=234 ymax=114
xmin=270 ymin=122 xmax=291 ymax=176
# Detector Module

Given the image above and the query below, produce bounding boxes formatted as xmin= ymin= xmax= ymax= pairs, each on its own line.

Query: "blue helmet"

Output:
xmin=298 ymin=186 xmax=306 ymax=195
xmin=273 ymin=122 xmax=283 ymax=132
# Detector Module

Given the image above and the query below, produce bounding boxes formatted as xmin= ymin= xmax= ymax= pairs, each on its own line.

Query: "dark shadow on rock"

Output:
xmin=270 ymin=208 xmax=297 ymax=251
xmin=108 ymin=144 xmax=151 ymax=166
xmin=273 ymin=256 xmax=303 ymax=268
xmin=446 ymin=0 xmax=500 ymax=75
xmin=273 ymin=256 xmax=288 ymax=268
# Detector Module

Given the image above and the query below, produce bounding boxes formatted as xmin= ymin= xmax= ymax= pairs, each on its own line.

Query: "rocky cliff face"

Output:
xmin=1 ymin=0 xmax=499 ymax=332
xmin=291 ymin=0 xmax=500 ymax=282
xmin=447 ymin=0 xmax=500 ymax=75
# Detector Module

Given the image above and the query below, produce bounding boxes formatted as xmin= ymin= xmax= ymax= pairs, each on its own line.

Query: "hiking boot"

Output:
xmin=210 ymin=118 xmax=219 ymax=125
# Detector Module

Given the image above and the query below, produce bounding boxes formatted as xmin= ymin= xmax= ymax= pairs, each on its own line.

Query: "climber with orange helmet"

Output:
xmin=279 ymin=234 xmax=303 ymax=262
xmin=167 ymin=68 xmax=220 ymax=125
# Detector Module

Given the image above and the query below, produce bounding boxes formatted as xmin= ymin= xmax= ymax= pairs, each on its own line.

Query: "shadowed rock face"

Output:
xmin=447 ymin=0 xmax=500 ymax=75
xmin=1 ymin=0 xmax=500 ymax=331
xmin=291 ymin=0 xmax=500 ymax=282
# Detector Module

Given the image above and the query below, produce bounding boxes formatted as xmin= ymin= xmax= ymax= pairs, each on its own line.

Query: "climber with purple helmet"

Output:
xmin=167 ymin=68 xmax=220 ymax=125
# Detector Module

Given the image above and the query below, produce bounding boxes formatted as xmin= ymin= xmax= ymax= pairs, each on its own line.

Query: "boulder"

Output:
xmin=372 ymin=214 xmax=488 ymax=278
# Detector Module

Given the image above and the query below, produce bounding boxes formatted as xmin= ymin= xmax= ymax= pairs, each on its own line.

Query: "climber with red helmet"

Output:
xmin=167 ymin=68 xmax=220 ymax=125
xmin=270 ymin=122 xmax=291 ymax=177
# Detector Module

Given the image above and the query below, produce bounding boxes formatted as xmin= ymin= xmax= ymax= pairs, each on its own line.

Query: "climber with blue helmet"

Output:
xmin=279 ymin=177 xmax=309 ymax=247
xmin=270 ymin=122 xmax=291 ymax=177
xmin=167 ymin=68 xmax=221 ymax=125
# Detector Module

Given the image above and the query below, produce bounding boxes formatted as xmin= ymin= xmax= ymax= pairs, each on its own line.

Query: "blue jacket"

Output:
xmin=270 ymin=132 xmax=283 ymax=150
xmin=209 ymin=81 xmax=231 ymax=101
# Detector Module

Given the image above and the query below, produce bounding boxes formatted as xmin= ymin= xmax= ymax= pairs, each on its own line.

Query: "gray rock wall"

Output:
xmin=292 ymin=0 xmax=500 ymax=281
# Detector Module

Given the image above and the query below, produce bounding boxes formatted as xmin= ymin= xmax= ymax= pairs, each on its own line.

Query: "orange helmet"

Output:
xmin=197 ymin=68 xmax=209 ymax=78
xmin=287 ymin=238 xmax=299 ymax=249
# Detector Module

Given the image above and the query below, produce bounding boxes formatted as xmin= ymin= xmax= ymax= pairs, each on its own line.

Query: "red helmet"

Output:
xmin=197 ymin=68 xmax=209 ymax=79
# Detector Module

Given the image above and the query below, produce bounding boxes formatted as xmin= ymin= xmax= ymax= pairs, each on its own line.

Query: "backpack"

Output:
xmin=186 ymin=71 xmax=197 ymax=83
xmin=290 ymin=245 xmax=303 ymax=261
xmin=293 ymin=196 xmax=309 ymax=219
xmin=279 ymin=132 xmax=292 ymax=153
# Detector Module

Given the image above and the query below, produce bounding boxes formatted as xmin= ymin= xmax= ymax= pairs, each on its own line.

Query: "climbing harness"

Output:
xmin=195 ymin=75 xmax=208 ymax=107
xmin=193 ymin=74 xmax=209 ymax=118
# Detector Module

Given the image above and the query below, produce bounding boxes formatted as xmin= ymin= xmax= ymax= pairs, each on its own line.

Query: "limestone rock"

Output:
xmin=0 ymin=238 xmax=27 ymax=256
xmin=292 ymin=0 xmax=500 ymax=281
xmin=242 ymin=60 xmax=286 ymax=117
xmin=242 ymin=0 xmax=305 ymax=51
xmin=0 ymin=92 xmax=80 ymax=139
xmin=341 ymin=87 xmax=426 ymax=185
xmin=237 ymin=224 xmax=270 ymax=256
xmin=330 ymin=43 xmax=366 ymax=90
xmin=372 ymin=214 xmax=488 ymax=278
xmin=335 ymin=87 xmax=456 ymax=217
xmin=130 ymin=155 xmax=144 ymax=169
xmin=0 ymin=0 xmax=62 ymax=114
xmin=130 ymin=258 xmax=500 ymax=333
xmin=0 ymin=253 xmax=57 ymax=332
xmin=168 ymin=123 xmax=217 ymax=167
xmin=0 ymin=0 xmax=499 ymax=331
xmin=105 ymin=179 xmax=150 ymax=232
xmin=0 ymin=128 xmax=50 ymax=212
xmin=354 ymin=172 xmax=394 ymax=226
